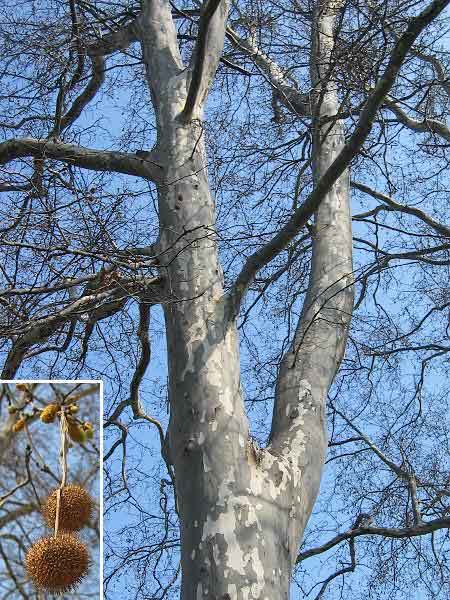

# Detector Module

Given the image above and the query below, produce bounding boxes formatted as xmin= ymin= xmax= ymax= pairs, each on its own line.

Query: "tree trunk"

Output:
xmin=155 ymin=2 xmax=353 ymax=597
xmin=153 ymin=5 xmax=352 ymax=600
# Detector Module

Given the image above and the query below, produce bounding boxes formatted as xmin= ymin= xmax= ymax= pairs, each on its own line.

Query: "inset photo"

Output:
xmin=0 ymin=381 xmax=101 ymax=599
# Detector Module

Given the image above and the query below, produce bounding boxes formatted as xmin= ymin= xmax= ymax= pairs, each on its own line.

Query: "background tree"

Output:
xmin=0 ymin=381 xmax=100 ymax=599
xmin=0 ymin=0 xmax=449 ymax=599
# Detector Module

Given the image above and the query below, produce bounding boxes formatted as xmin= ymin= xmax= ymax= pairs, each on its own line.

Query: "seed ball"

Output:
xmin=26 ymin=533 xmax=89 ymax=594
xmin=40 ymin=404 xmax=60 ymax=423
xmin=12 ymin=416 xmax=27 ymax=432
xmin=67 ymin=419 xmax=87 ymax=443
xmin=83 ymin=422 xmax=94 ymax=440
xmin=43 ymin=485 xmax=93 ymax=531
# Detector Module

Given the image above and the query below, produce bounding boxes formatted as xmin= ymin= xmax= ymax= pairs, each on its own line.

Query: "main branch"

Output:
xmin=228 ymin=0 xmax=450 ymax=316
xmin=181 ymin=0 xmax=226 ymax=120
xmin=0 ymin=138 xmax=163 ymax=181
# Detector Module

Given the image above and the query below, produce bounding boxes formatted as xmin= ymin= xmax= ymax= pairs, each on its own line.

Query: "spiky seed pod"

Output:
xmin=26 ymin=533 xmax=89 ymax=594
xmin=43 ymin=485 xmax=93 ymax=531
xmin=67 ymin=419 xmax=87 ymax=443
xmin=12 ymin=416 xmax=27 ymax=432
xmin=40 ymin=404 xmax=60 ymax=424
xmin=68 ymin=404 xmax=79 ymax=414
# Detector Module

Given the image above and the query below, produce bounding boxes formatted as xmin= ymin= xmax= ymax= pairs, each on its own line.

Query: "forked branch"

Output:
xmin=182 ymin=0 xmax=227 ymax=120
xmin=352 ymin=181 xmax=450 ymax=238
xmin=228 ymin=0 xmax=450 ymax=316
xmin=297 ymin=517 xmax=450 ymax=562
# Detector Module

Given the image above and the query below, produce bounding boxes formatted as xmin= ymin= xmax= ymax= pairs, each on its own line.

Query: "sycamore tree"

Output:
xmin=0 ymin=0 xmax=449 ymax=599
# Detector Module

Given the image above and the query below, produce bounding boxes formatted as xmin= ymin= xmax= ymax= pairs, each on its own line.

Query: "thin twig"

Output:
xmin=0 ymin=446 xmax=32 ymax=508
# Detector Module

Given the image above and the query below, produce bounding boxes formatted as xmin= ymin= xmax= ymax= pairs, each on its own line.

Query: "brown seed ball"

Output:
xmin=12 ymin=416 xmax=27 ymax=432
xmin=82 ymin=421 xmax=94 ymax=440
xmin=40 ymin=403 xmax=59 ymax=423
xmin=43 ymin=485 xmax=93 ymax=531
xmin=26 ymin=533 xmax=89 ymax=594
xmin=67 ymin=419 xmax=87 ymax=443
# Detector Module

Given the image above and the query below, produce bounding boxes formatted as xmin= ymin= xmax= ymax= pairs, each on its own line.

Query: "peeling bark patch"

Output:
xmin=298 ymin=379 xmax=312 ymax=403
xmin=246 ymin=454 xmax=294 ymax=500
xmin=199 ymin=493 xmax=267 ymax=598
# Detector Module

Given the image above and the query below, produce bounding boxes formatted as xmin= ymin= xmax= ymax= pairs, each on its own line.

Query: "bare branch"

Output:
xmin=0 ymin=273 xmax=112 ymax=298
xmin=0 ymin=543 xmax=28 ymax=600
xmin=354 ymin=236 xmax=450 ymax=265
xmin=297 ymin=518 xmax=450 ymax=562
xmin=383 ymin=95 xmax=450 ymax=141
xmin=226 ymin=26 xmax=312 ymax=116
xmin=352 ymin=181 xmax=450 ymax=238
xmin=331 ymin=404 xmax=409 ymax=478
xmin=182 ymin=0 xmax=230 ymax=120
xmin=104 ymin=420 xmax=128 ymax=463
xmin=52 ymin=55 xmax=105 ymax=136
xmin=0 ymin=138 xmax=163 ymax=182
xmin=228 ymin=0 xmax=450 ymax=316
xmin=1 ymin=276 xmax=162 ymax=378
xmin=0 ymin=505 xmax=36 ymax=530
xmin=0 ymin=447 xmax=32 ymax=508
xmin=89 ymin=19 xmax=140 ymax=56
xmin=0 ymin=182 xmax=31 ymax=193
xmin=103 ymin=301 xmax=176 ymax=502
xmin=332 ymin=403 xmax=425 ymax=524
xmin=312 ymin=537 xmax=356 ymax=600
xmin=410 ymin=46 xmax=450 ymax=97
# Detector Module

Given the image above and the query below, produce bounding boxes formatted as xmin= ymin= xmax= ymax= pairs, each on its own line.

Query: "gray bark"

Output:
xmin=154 ymin=2 xmax=353 ymax=598
xmin=137 ymin=0 xmax=448 ymax=597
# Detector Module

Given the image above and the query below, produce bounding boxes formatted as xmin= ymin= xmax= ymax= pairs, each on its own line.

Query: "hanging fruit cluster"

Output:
xmin=8 ymin=383 xmax=35 ymax=432
xmin=10 ymin=385 xmax=96 ymax=595
xmin=39 ymin=401 xmax=94 ymax=443
xmin=26 ymin=484 xmax=93 ymax=593
xmin=10 ymin=383 xmax=94 ymax=444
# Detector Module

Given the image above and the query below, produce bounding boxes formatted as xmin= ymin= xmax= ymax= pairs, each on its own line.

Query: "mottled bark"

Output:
xmin=147 ymin=0 xmax=449 ymax=596
xmin=153 ymin=2 xmax=353 ymax=598
xmin=267 ymin=0 xmax=354 ymax=562
xmin=156 ymin=75 xmax=256 ymax=600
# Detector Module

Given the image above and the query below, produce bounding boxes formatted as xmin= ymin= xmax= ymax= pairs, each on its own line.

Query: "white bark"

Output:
xmin=137 ymin=1 xmax=448 ymax=597
xmin=152 ymin=2 xmax=353 ymax=598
